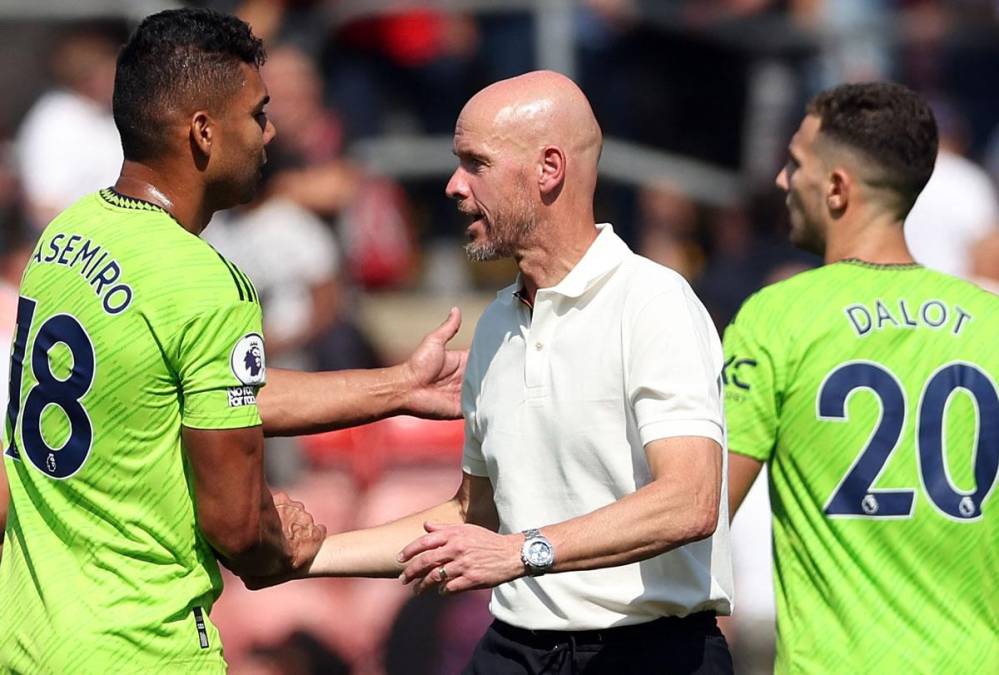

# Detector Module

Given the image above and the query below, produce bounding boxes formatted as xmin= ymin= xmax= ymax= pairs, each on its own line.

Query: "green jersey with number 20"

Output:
xmin=723 ymin=260 xmax=998 ymax=674
xmin=0 ymin=189 xmax=266 ymax=674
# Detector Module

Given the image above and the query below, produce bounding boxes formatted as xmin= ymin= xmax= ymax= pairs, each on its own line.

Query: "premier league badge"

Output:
xmin=230 ymin=333 xmax=266 ymax=385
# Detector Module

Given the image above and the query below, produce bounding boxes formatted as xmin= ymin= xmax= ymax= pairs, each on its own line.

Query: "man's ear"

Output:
xmin=539 ymin=145 xmax=566 ymax=197
xmin=827 ymin=168 xmax=850 ymax=216
xmin=190 ymin=110 xmax=214 ymax=159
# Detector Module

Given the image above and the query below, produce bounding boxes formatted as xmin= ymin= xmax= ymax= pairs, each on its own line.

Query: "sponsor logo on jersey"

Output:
xmin=227 ymin=385 xmax=258 ymax=408
xmin=723 ymin=355 xmax=757 ymax=391
xmin=230 ymin=333 xmax=266 ymax=385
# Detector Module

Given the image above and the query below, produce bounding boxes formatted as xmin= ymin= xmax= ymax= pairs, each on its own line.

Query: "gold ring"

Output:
xmin=439 ymin=566 xmax=448 ymax=581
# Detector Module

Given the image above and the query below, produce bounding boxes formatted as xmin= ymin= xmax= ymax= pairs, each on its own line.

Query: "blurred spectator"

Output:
xmin=796 ymin=0 xmax=891 ymax=88
xmin=636 ymin=180 xmax=704 ymax=280
xmin=323 ymin=10 xmax=479 ymax=139
xmin=969 ymin=230 xmax=999 ymax=293
xmin=265 ymin=44 xmax=348 ymax=169
xmin=0 ymin=139 xmax=34 ymax=405
xmin=259 ymin=43 xmax=360 ymax=217
xmin=15 ymin=25 xmax=122 ymax=230
xmin=0 ymin=216 xmax=35 ymax=412
xmin=904 ymin=99 xmax=999 ymax=279
xmin=205 ymin=174 xmax=341 ymax=370
xmin=259 ymin=43 xmax=417 ymax=290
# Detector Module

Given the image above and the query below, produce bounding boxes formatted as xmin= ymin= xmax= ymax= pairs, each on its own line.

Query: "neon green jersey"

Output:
xmin=0 ymin=189 xmax=267 ymax=674
xmin=723 ymin=260 xmax=998 ymax=674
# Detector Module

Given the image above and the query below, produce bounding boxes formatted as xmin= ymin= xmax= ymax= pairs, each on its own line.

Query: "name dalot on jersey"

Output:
xmin=227 ymin=385 xmax=257 ymax=408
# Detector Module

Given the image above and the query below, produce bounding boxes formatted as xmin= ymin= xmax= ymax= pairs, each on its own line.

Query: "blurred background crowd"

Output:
xmin=1 ymin=1 xmax=997 ymax=673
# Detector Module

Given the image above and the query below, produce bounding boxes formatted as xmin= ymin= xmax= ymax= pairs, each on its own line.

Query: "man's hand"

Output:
xmin=238 ymin=491 xmax=326 ymax=588
xmin=399 ymin=308 xmax=468 ymax=419
xmin=272 ymin=491 xmax=327 ymax=569
xmin=398 ymin=522 xmax=523 ymax=595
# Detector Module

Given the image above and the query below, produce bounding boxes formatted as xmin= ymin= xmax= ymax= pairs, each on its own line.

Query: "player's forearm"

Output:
xmin=543 ymin=471 xmax=720 ymax=573
xmin=257 ymin=366 xmax=414 ymax=437
xmin=213 ymin=483 xmax=294 ymax=577
xmin=307 ymin=498 xmax=465 ymax=578
xmin=727 ymin=452 xmax=764 ymax=519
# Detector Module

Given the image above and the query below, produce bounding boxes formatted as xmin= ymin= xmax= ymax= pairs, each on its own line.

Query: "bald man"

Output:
xmin=246 ymin=72 xmax=733 ymax=674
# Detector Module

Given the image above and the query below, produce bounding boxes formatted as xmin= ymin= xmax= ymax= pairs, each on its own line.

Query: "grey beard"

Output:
xmin=464 ymin=240 xmax=504 ymax=262
xmin=464 ymin=213 xmax=536 ymax=262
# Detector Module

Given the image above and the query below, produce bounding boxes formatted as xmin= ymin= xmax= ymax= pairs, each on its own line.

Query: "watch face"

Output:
xmin=527 ymin=540 xmax=553 ymax=566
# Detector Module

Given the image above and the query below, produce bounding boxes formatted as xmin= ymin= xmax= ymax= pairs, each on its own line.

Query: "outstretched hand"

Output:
xmin=400 ymin=307 xmax=468 ymax=419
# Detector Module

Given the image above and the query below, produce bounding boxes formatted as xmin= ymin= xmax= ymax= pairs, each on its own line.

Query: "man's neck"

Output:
xmin=114 ymin=161 xmax=212 ymax=235
xmin=823 ymin=210 xmax=915 ymax=266
xmin=517 ymin=219 xmax=599 ymax=302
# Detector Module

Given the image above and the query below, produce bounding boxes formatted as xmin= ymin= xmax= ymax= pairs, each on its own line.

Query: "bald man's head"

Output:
xmin=461 ymin=70 xmax=602 ymax=172
xmin=446 ymin=71 xmax=602 ymax=261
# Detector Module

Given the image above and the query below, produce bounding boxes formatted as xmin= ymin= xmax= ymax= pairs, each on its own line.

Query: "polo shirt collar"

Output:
xmin=548 ymin=223 xmax=628 ymax=298
xmin=497 ymin=223 xmax=629 ymax=304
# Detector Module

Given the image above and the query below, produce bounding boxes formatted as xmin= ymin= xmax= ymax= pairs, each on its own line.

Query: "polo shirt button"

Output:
xmin=535 ymin=342 xmax=544 ymax=350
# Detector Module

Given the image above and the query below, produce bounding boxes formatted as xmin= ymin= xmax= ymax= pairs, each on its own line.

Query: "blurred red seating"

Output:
xmin=301 ymin=416 xmax=464 ymax=486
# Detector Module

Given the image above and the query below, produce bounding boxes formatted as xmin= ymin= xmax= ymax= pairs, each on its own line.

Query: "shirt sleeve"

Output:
xmin=626 ymin=283 xmax=725 ymax=447
xmin=722 ymin=293 xmax=780 ymax=462
xmin=171 ymin=302 xmax=267 ymax=430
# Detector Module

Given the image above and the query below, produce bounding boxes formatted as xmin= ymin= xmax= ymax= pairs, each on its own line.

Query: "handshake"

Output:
xmin=235 ymin=490 xmax=525 ymax=595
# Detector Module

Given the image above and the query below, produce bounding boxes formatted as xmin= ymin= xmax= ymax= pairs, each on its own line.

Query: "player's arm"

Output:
xmin=183 ymin=425 xmax=325 ymax=577
xmin=398 ymin=436 xmax=721 ymax=591
xmin=242 ymin=472 xmax=495 ymax=588
xmin=721 ymin=291 xmax=779 ymax=520
xmin=728 ymin=452 xmax=764 ymax=518
xmin=257 ymin=308 xmax=466 ymax=436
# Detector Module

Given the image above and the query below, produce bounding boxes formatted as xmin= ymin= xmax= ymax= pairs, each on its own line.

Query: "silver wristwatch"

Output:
xmin=520 ymin=528 xmax=555 ymax=576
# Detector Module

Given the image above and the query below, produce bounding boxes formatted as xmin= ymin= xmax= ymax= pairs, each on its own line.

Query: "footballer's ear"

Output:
xmin=827 ymin=168 xmax=850 ymax=216
xmin=189 ymin=110 xmax=214 ymax=161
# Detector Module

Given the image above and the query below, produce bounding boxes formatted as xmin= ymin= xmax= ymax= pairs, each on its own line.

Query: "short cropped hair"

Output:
xmin=113 ymin=8 xmax=266 ymax=161
xmin=807 ymin=82 xmax=938 ymax=218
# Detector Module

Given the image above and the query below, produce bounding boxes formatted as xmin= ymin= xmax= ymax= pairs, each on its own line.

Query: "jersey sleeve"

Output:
xmin=171 ymin=302 xmax=267 ymax=430
xmin=626 ymin=283 xmax=725 ymax=447
xmin=722 ymin=292 xmax=781 ymax=462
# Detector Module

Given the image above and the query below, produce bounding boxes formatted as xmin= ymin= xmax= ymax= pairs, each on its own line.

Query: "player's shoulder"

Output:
xmin=725 ymin=266 xmax=831 ymax=338
xmin=918 ymin=267 xmax=999 ymax=309
xmin=38 ymin=190 xmax=258 ymax=312
xmin=747 ymin=262 xmax=877 ymax=312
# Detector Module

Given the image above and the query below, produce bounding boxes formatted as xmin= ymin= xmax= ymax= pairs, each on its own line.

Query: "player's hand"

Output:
xmin=399 ymin=308 xmax=468 ymax=419
xmin=397 ymin=522 xmax=523 ymax=595
xmin=237 ymin=492 xmax=327 ymax=590
xmin=273 ymin=491 xmax=327 ymax=569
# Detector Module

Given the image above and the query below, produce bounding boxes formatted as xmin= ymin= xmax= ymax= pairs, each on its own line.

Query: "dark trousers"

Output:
xmin=463 ymin=612 xmax=733 ymax=675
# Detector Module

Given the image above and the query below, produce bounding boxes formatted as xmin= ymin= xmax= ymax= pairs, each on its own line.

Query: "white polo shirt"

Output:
xmin=462 ymin=223 xmax=733 ymax=631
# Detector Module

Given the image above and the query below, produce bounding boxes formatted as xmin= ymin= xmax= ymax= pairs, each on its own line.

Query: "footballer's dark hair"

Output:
xmin=807 ymin=82 xmax=938 ymax=218
xmin=113 ymin=8 xmax=266 ymax=161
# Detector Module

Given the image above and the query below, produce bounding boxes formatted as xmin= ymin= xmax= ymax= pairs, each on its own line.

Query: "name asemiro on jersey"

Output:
xmin=32 ymin=233 xmax=133 ymax=315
